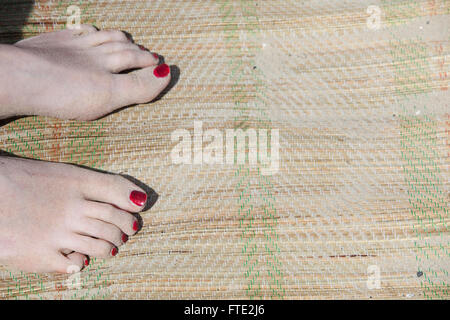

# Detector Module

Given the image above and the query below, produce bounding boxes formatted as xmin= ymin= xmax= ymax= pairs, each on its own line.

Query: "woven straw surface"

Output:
xmin=0 ymin=0 xmax=448 ymax=299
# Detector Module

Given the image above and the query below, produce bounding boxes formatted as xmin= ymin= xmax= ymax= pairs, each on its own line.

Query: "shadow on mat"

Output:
xmin=0 ymin=0 xmax=33 ymax=44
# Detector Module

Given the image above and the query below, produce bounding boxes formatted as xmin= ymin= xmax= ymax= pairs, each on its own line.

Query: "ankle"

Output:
xmin=0 ymin=45 xmax=28 ymax=119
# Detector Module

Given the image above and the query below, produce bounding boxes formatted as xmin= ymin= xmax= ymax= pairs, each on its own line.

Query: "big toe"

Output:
xmin=81 ymin=170 xmax=148 ymax=213
xmin=109 ymin=63 xmax=171 ymax=109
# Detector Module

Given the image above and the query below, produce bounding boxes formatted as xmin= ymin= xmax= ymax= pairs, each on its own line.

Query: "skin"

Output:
xmin=0 ymin=25 xmax=171 ymax=273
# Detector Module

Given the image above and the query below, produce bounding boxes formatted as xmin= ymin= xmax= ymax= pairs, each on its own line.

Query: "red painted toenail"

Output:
xmin=152 ymin=53 xmax=159 ymax=60
xmin=122 ymin=234 xmax=128 ymax=243
xmin=153 ymin=63 xmax=170 ymax=78
xmin=111 ymin=247 xmax=118 ymax=256
xmin=130 ymin=190 xmax=147 ymax=206
xmin=84 ymin=259 xmax=89 ymax=266
xmin=133 ymin=220 xmax=139 ymax=231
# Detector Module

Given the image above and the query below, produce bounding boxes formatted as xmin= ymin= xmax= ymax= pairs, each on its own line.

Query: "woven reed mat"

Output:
xmin=0 ymin=0 xmax=448 ymax=300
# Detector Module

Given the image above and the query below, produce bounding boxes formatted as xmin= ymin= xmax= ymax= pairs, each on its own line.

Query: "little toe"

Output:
xmin=71 ymin=24 xmax=98 ymax=36
xmin=53 ymin=253 xmax=84 ymax=274
xmin=111 ymin=63 xmax=171 ymax=107
xmin=81 ymin=172 xmax=148 ymax=212
xmin=66 ymin=252 xmax=89 ymax=270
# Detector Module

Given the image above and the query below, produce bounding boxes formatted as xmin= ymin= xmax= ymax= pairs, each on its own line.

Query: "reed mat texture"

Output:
xmin=0 ymin=0 xmax=448 ymax=299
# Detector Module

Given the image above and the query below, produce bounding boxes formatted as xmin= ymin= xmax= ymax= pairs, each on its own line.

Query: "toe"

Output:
xmin=76 ymin=217 xmax=125 ymax=247
xmin=95 ymin=41 xmax=140 ymax=54
xmin=111 ymin=63 xmax=171 ymax=107
xmin=52 ymin=253 xmax=84 ymax=274
xmin=86 ymin=202 xmax=139 ymax=236
xmin=104 ymin=49 xmax=159 ymax=73
xmin=66 ymin=252 xmax=89 ymax=269
xmin=67 ymin=235 xmax=117 ymax=259
xmin=71 ymin=24 xmax=98 ymax=36
xmin=81 ymin=172 xmax=148 ymax=212
xmin=76 ymin=30 xmax=129 ymax=47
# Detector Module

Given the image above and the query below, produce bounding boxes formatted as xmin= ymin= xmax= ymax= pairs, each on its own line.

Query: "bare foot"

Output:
xmin=0 ymin=25 xmax=171 ymax=120
xmin=0 ymin=156 xmax=147 ymax=273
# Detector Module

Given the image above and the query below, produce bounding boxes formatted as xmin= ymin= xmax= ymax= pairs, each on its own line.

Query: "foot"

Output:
xmin=0 ymin=25 xmax=171 ymax=120
xmin=0 ymin=156 xmax=148 ymax=273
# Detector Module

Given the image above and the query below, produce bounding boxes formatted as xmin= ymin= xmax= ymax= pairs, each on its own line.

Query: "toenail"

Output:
xmin=153 ymin=63 xmax=170 ymax=78
xmin=152 ymin=53 xmax=159 ymax=60
xmin=138 ymin=44 xmax=148 ymax=51
xmin=111 ymin=247 xmax=118 ymax=257
xmin=133 ymin=220 xmax=139 ymax=231
xmin=122 ymin=234 xmax=128 ymax=243
xmin=130 ymin=190 xmax=147 ymax=207
xmin=84 ymin=259 xmax=89 ymax=266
